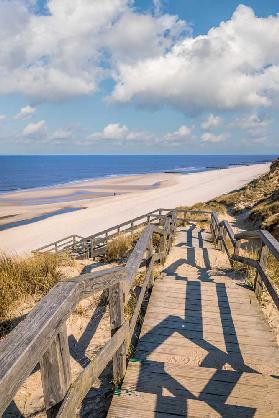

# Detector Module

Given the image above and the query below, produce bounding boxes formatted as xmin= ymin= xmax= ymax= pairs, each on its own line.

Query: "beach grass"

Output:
xmin=0 ymin=251 xmax=74 ymax=336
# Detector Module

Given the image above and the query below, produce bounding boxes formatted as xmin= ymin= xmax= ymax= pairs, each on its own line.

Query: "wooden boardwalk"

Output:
xmin=108 ymin=226 xmax=279 ymax=417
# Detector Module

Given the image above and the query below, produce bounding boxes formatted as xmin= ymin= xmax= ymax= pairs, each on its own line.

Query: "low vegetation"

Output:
xmin=105 ymin=230 xmax=143 ymax=262
xmin=105 ymin=228 xmax=161 ymax=262
xmin=213 ymin=158 xmax=279 ymax=238
xmin=0 ymin=251 xmax=74 ymax=336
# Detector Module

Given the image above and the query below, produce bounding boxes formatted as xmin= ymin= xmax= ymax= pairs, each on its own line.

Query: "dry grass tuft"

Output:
xmin=105 ymin=229 xmax=143 ymax=262
xmin=0 ymin=251 xmax=74 ymax=336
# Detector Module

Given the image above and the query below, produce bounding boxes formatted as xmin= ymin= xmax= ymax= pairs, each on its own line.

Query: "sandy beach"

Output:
xmin=0 ymin=163 xmax=270 ymax=255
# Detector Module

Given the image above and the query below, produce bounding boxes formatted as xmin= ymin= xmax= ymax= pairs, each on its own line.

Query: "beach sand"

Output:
xmin=0 ymin=163 xmax=270 ymax=255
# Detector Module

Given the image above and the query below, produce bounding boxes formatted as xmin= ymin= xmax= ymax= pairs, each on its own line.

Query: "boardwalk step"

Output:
xmin=108 ymin=389 xmax=279 ymax=417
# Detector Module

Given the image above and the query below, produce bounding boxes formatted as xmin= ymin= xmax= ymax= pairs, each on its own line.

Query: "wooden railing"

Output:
xmin=0 ymin=210 xmax=176 ymax=418
xmin=33 ymin=209 xmax=173 ymax=259
xmin=214 ymin=213 xmax=279 ymax=309
xmin=1 ymin=208 xmax=278 ymax=417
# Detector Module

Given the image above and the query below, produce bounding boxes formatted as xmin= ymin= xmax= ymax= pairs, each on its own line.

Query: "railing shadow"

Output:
xmin=132 ymin=276 xmax=257 ymax=417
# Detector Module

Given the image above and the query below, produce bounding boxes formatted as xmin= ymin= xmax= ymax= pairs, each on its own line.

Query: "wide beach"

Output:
xmin=0 ymin=163 xmax=270 ymax=254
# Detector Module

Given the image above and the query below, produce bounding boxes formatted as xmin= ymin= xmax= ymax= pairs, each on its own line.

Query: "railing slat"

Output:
xmin=40 ymin=323 xmax=71 ymax=417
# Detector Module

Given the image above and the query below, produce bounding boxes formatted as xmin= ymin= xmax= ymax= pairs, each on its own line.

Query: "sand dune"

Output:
xmin=0 ymin=163 xmax=269 ymax=255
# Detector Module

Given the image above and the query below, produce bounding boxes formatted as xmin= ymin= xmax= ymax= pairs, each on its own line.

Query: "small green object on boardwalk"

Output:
xmin=114 ymin=388 xmax=121 ymax=396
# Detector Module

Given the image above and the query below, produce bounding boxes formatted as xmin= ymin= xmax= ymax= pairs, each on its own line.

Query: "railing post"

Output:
xmin=109 ymin=283 xmax=126 ymax=384
xmin=254 ymin=244 xmax=268 ymax=300
xmin=146 ymin=236 xmax=154 ymax=287
xmin=218 ymin=224 xmax=224 ymax=251
xmin=40 ymin=324 xmax=71 ymax=418
xmin=131 ymin=220 xmax=134 ymax=235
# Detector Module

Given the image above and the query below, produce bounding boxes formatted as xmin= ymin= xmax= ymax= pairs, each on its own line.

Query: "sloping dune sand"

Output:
xmin=0 ymin=163 xmax=270 ymax=254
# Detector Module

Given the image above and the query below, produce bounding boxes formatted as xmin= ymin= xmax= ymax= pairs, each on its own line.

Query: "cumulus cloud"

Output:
xmin=202 ymin=114 xmax=222 ymax=130
xmin=111 ymin=5 xmax=279 ymax=113
xmin=15 ymin=105 xmax=36 ymax=119
xmin=0 ymin=0 xmax=185 ymax=101
xmin=23 ymin=120 xmax=45 ymax=136
xmin=201 ymin=132 xmax=227 ymax=143
xmin=164 ymin=125 xmax=192 ymax=141
xmin=88 ymin=123 xmax=153 ymax=142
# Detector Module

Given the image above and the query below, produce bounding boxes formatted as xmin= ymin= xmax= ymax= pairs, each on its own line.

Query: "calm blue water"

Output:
xmin=0 ymin=155 xmax=275 ymax=193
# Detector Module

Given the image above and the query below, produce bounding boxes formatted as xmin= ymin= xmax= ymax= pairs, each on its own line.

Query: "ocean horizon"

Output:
xmin=0 ymin=154 xmax=276 ymax=194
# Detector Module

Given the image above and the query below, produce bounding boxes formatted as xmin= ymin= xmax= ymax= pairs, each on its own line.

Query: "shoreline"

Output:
xmin=0 ymin=163 xmax=270 ymax=254
xmin=0 ymin=157 xmax=274 ymax=196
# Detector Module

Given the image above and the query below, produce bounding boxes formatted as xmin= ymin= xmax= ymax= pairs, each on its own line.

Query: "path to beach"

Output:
xmin=0 ymin=163 xmax=269 ymax=255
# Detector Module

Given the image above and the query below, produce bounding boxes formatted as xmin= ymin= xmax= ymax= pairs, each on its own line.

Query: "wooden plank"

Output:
xmin=122 ymin=370 xmax=279 ymax=402
xmin=108 ymin=392 xmax=279 ymax=418
xmin=125 ymin=361 xmax=278 ymax=387
xmin=135 ymin=348 xmax=279 ymax=374
xmin=125 ymin=225 xmax=154 ymax=288
xmin=140 ymin=324 xmax=276 ymax=347
xmin=57 ymin=323 xmax=129 ymax=418
xmin=141 ymin=318 xmax=274 ymax=339
xmin=109 ymin=283 xmax=126 ymax=383
xmin=142 ymin=311 xmax=271 ymax=333
xmin=255 ymin=244 xmax=268 ymax=300
xmin=259 ymin=230 xmax=279 ymax=260
xmin=138 ymin=331 xmax=278 ymax=355
xmin=40 ymin=324 xmax=71 ymax=417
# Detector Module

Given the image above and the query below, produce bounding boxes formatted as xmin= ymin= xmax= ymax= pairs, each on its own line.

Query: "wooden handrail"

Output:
xmin=0 ymin=210 xmax=176 ymax=417
xmin=1 ymin=207 xmax=278 ymax=417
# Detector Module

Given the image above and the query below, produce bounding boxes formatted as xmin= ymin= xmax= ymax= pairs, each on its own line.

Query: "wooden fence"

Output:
xmin=0 ymin=208 xmax=278 ymax=417
xmin=33 ymin=209 xmax=173 ymax=259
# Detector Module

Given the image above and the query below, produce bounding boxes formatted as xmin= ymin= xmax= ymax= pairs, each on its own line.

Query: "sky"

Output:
xmin=0 ymin=0 xmax=279 ymax=155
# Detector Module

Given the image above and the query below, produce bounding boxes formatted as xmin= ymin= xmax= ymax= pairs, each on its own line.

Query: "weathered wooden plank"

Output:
xmin=125 ymin=225 xmax=154 ymax=287
xmin=122 ymin=369 xmax=279 ymax=401
xmin=140 ymin=323 xmax=276 ymax=347
xmin=125 ymin=361 xmax=278 ymax=387
xmin=109 ymin=283 xmax=126 ymax=383
xmin=259 ymin=230 xmax=279 ymax=260
xmin=40 ymin=323 xmax=71 ymax=417
xmin=108 ymin=392 xmax=279 ymax=418
xmin=57 ymin=322 xmax=129 ymax=418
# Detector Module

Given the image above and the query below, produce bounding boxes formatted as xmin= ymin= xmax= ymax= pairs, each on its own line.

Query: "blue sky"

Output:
xmin=0 ymin=0 xmax=278 ymax=154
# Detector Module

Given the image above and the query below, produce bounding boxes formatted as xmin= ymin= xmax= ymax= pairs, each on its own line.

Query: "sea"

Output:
xmin=0 ymin=155 xmax=276 ymax=194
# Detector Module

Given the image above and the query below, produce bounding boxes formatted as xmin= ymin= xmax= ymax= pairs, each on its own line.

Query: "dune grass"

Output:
xmin=105 ymin=227 xmax=161 ymax=262
xmin=0 ymin=251 xmax=74 ymax=336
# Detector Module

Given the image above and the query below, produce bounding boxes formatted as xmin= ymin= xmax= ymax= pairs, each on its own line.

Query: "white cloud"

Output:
xmin=164 ymin=125 xmax=192 ymax=140
xmin=201 ymin=132 xmax=227 ymax=143
xmin=111 ymin=5 xmax=279 ymax=113
xmin=88 ymin=123 xmax=152 ymax=142
xmin=48 ymin=128 xmax=73 ymax=141
xmin=0 ymin=114 xmax=6 ymax=121
xmin=234 ymin=113 xmax=270 ymax=137
xmin=202 ymin=114 xmax=221 ymax=130
xmin=15 ymin=105 xmax=36 ymax=119
xmin=0 ymin=0 xmax=185 ymax=101
xmin=23 ymin=120 xmax=46 ymax=136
